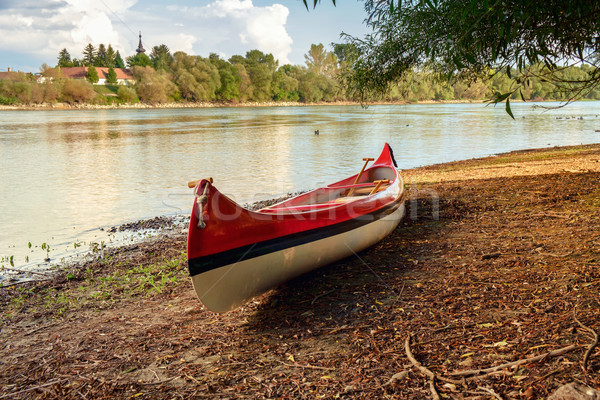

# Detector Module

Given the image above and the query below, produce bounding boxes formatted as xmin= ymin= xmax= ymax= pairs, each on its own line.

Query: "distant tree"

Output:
xmin=71 ymin=58 xmax=82 ymax=67
xmin=83 ymin=43 xmax=96 ymax=66
xmin=171 ymin=52 xmax=220 ymax=101
xmin=228 ymin=55 xmax=246 ymax=65
xmin=232 ymin=63 xmax=253 ymax=102
xmin=209 ymin=53 xmax=241 ymax=101
xmin=305 ymin=44 xmax=338 ymax=77
xmin=131 ymin=66 xmax=177 ymax=104
xmin=331 ymin=43 xmax=359 ymax=67
xmin=271 ymin=67 xmax=300 ymax=101
xmin=95 ymin=44 xmax=107 ymax=67
xmin=150 ymin=44 xmax=173 ymax=71
xmin=298 ymin=71 xmax=323 ymax=102
xmin=86 ymin=66 xmax=99 ymax=84
xmin=39 ymin=63 xmax=51 ymax=74
xmin=126 ymin=53 xmax=152 ymax=68
xmin=115 ymin=51 xmax=125 ymax=69
xmin=57 ymin=48 xmax=72 ymax=68
xmin=232 ymin=50 xmax=278 ymax=102
xmin=106 ymin=67 xmax=118 ymax=84
xmin=105 ymin=45 xmax=117 ymax=68
xmin=304 ymin=44 xmax=326 ymax=74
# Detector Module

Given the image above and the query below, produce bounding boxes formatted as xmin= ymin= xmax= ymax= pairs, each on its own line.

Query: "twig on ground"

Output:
xmin=0 ymin=277 xmax=53 ymax=288
xmin=1 ymin=267 xmax=52 ymax=276
xmin=449 ymin=344 xmax=578 ymax=377
xmin=0 ymin=379 xmax=67 ymax=399
xmin=531 ymin=368 xmax=563 ymax=385
xmin=23 ymin=322 xmax=61 ymax=336
xmin=529 ymin=212 xmax=571 ymax=219
xmin=381 ymin=371 xmax=409 ymax=387
xmin=184 ymin=374 xmax=202 ymax=385
xmin=140 ymin=376 xmax=180 ymax=385
xmin=573 ymin=307 xmax=599 ymax=372
xmin=476 ymin=385 xmax=503 ymax=400
xmin=311 ymin=289 xmax=335 ymax=305
xmin=278 ymin=361 xmax=335 ymax=370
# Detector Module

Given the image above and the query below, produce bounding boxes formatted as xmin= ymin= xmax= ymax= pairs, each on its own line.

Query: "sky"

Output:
xmin=0 ymin=0 xmax=371 ymax=73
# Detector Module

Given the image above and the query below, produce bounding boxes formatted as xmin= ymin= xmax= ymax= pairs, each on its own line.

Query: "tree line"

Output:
xmin=1 ymin=41 xmax=600 ymax=106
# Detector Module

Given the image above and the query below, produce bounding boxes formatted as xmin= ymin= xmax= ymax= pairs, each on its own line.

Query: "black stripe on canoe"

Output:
xmin=188 ymin=200 xmax=403 ymax=277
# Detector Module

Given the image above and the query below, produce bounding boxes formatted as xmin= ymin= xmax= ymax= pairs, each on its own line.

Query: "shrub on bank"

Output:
xmin=61 ymin=79 xmax=96 ymax=103
xmin=0 ymin=95 xmax=18 ymax=105
xmin=117 ymin=86 xmax=139 ymax=104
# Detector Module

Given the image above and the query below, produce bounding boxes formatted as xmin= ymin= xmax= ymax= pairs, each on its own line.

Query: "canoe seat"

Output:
xmin=332 ymin=196 xmax=363 ymax=203
xmin=342 ymin=183 xmax=391 ymax=197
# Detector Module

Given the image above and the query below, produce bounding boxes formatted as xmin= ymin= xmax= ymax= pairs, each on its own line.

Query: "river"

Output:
xmin=1 ymin=102 xmax=599 ymax=282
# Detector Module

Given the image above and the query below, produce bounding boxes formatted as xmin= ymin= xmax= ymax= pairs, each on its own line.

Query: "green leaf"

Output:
xmin=496 ymin=92 xmax=512 ymax=102
xmin=505 ymin=97 xmax=515 ymax=119
xmin=465 ymin=53 xmax=476 ymax=64
xmin=519 ymin=89 xmax=526 ymax=102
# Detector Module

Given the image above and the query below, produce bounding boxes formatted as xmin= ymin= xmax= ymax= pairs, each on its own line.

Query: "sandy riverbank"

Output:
xmin=1 ymin=144 xmax=599 ymax=399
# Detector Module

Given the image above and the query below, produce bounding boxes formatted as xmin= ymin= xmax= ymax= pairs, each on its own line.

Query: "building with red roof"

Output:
xmin=59 ymin=67 xmax=134 ymax=85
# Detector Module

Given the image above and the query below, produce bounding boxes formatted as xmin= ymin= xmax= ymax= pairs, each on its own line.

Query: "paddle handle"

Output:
xmin=188 ymin=177 xmax=213 ymax=188
xmin=348 ymin=158 xmax=375 ymax=196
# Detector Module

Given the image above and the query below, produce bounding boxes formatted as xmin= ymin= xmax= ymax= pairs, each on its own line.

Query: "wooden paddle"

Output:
xmin=368 ymin=179 xmax=390 ymax=195
xmin=348 ymin=157 xmax=374 ymax=196
xmin=188 ymin=177 xmax=213 ymax=188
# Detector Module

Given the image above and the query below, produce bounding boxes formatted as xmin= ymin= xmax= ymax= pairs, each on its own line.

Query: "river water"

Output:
xmin=1 ymin=102 xmax=599 ymax=281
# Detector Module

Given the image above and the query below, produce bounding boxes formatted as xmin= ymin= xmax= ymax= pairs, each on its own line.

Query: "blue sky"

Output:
xmin=0 ymin=0 xmax=371 ymax=72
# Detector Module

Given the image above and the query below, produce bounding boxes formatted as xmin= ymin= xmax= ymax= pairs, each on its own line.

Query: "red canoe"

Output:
xmin=187 ymin=143 xmax=406 ymax=312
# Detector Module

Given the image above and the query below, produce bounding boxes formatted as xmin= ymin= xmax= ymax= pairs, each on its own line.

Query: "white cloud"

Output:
xmin=167 ymin=0 xmax=293 ymax=64
xmin=0 ymin=0 xmax=136 ymax=60
xmin=241 ymin=4 xmax=291 ymax=64
xmin=204 ymin=0 xmax=254 ymax=17
xmin=159 ymin=33 xmax=197 ymax=55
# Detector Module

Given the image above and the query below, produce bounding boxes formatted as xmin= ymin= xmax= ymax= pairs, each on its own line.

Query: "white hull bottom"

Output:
xmin=191 ymin=203 xmax=406 ymax=312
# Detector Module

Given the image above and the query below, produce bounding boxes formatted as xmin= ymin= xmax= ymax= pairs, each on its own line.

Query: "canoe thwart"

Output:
xmin=329 ymin=181 xmax=391 ymax=190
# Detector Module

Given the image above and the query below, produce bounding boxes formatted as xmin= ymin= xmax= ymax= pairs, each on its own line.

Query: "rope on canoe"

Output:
xmin=195 ymin=182 xmax=210 ymax=229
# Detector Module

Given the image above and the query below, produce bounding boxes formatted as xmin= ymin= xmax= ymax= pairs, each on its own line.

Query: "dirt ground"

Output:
xmin=1 ymin=144 xmax=599 ymax=399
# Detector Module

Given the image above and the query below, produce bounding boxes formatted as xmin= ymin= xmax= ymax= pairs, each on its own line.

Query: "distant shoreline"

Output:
xmin=0 ymin=99 xmax=486 ymax=111
xmin=1 ymin=98 xmax=592 ymax=111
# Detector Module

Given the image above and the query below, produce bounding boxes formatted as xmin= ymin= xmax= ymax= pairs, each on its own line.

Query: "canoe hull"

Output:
xmin=190 ymin=201 xmax=405 ymax=312
xmin=187 ymin=143 xmax=404 ymax=312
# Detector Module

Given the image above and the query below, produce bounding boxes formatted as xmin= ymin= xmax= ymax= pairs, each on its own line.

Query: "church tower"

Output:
xmin=136 ymin=32 xmax=146 ymax=54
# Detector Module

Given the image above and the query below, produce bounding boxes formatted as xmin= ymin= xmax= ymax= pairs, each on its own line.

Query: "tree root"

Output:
xmin=401 ymin=333 xmax=580 ymax=399
xmin=404 ymin=334 xmax=459 ymax=399
xmin=573 ymin=307 xmax=599 ymax=372
xmin=448 ymin=344 xmax=577 ymax=377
